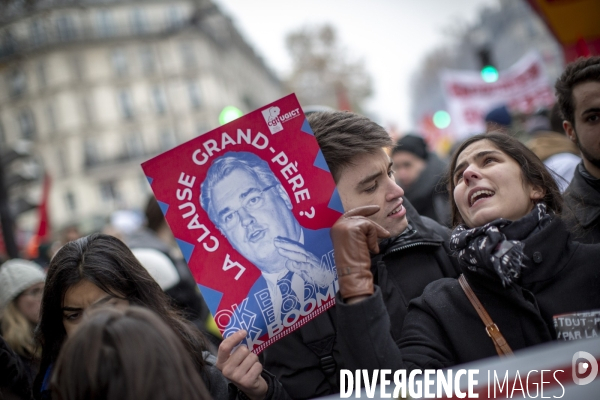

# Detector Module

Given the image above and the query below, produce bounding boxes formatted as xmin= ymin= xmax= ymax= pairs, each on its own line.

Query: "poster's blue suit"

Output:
xmin=223 ymin=227 xmax=337 ymax=342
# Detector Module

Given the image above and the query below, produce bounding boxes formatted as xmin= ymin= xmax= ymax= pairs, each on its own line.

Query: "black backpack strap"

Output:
xmin=300 ymin=309 xmax=338 ymax=384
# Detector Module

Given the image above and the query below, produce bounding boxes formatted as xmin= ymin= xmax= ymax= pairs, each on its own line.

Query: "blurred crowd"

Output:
xmin=1 ymin=55 xmax=600 ymax=400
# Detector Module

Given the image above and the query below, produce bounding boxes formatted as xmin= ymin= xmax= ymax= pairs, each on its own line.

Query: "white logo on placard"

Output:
xmin=262 ymin=107 xmax=283 ymax=134
xmin=572 ymin=351 xmax=599 ymax=385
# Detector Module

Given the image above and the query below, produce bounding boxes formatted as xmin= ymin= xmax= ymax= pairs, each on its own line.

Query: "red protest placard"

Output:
xmin=142 ymin=94 xmax=342 ymax=353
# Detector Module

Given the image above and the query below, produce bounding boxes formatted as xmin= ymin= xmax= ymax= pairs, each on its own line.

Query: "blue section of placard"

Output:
xmin=301 ymin=118 xmax=314 ymax=135
xmin=313 ymin=150 xmax=330 ymax=172
xmin=157 ymin=200 xmax=169 ymax=216
xmin=328 ymin=188 xmax=344 ymax=214
xmin=175 ymin=238 xmax=194 ymax=263
xmin=198 ymin=284 xmax=224 ymax=317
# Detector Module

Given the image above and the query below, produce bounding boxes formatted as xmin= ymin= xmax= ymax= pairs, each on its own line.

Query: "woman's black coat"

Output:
xmin=397 ymin=216 xmax=600 ymax=370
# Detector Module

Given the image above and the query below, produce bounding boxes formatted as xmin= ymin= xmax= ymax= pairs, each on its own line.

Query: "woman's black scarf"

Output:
xmin=449 ymin=203 xmax=552 ymax=286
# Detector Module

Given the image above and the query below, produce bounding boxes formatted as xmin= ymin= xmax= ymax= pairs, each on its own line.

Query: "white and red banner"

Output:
xmin=441 ymin=51 xmax=556 ymax=138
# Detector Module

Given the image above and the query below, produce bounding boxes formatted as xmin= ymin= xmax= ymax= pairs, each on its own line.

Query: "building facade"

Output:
xmin=0 ymin=0 xmax=283 ymax=235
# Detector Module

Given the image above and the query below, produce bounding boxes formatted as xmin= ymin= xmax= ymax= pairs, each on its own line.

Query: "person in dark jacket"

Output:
xmin=1 ymin=334 xmax=33 ymax=400
xmin=261 ymin=111 xmax=460 ymax=398
xmin=391 ymin=134 xmax=451 ymax=226
xmin=51 ymin=306 xmax=211 ymax=400
xmin=33 ymin=233 xmax=289 ymax=400
xmin=353 ymin=132 xmax=600 ymax=371
xmin=555 ymin=56 xmax=600 ymax=243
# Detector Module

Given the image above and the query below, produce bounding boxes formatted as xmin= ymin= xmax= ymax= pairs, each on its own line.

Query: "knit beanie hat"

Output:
xmin=485 ymin=105 xmax=512 ymax=127
xmin=393 ymin=134 xmax=429 ymax=160
xmin=0 ymin=259 xmax=46 ymax=311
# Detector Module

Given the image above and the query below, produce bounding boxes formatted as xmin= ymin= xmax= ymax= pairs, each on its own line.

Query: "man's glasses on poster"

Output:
xmin=220 ymin=184 xmax=278 ymax=229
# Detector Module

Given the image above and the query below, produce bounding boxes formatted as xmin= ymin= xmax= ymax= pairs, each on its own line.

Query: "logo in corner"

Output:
xmin=572 ymin=351 xmax=598 ymax=385
xmin=262 ymin=106 xmax=283 ymax=134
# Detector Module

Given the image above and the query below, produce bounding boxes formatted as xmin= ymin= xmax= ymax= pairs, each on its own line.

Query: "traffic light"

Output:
xmin=478 ymin=48 xmax=499 ymax=83
xmin=432 ymin=110 xmax=451 ymax=129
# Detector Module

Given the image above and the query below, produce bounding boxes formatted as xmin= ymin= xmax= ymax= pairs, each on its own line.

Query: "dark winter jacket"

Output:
xmin=261 ymin=200 xmax=460 ymax=399
xmin=397 ymin=215 xmax=600 ymax=370
xmin=1 ymin=335 xmax=33 ymax=400
xmin=563 ymin=162 xmax=600 ymax=244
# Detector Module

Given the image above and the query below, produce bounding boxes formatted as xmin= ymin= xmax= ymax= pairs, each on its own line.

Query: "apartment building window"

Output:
xmin=180 ymin=41 xmax=196 ymax=68
xmin=84 ymin=138 xmax=101 ymax=167
xmin=82 ymin=97 xmax=94 ymax=125
xmin=152 ymin=86 xmax=167 ymax=115
xmin=18 ymin=109 xmax=36 ymax=140
xmin=2 ymin=30 xmax=16 ymax=55
xmin=56 ymin=15 xmax=77 ymax=41
xmin=111 ymin=49 xmax=128 ymax=77
xmin=188 ymin=81 xmax=202 ymax=109
xmin=96 ymin=10 xmax=115 ymax=38
xmin=118 ymin=90 xmax=134 ymax=120
xmin=56 ymin=149 xmax=69 ymax=177
xmin=8 ymin=68 xmax=27 ymax=98
xmin=46 ymin=104 xmax=57 ymax=135
xmin=37 ymin=61 xmax=47 ymax=88
xmin=131 ymin=8 xmax=147 ymax=34
xmin=65 ymin=191 xmax=76 ymax=212
xmin=139 ymin=46 xmax=155 ymax=74
xmin=70 ymin=54 xmax=84 ymax=81
xmin=125 ymin=132 xmax=145 ymax=158
xmin=30 ymin=19 xmax=46 ymax=47
xmin=168 ymin=6 xmax=184 ymax=28
xmin=99 ymin=181 xmax=119 ymax=204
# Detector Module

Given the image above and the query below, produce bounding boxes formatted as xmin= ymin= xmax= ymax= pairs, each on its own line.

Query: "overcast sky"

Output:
xmin=212 ymin=0 xmax=500 ymax=131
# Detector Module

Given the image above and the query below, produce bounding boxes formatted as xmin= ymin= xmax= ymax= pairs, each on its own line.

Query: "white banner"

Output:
xmin=441 ymin=51 xmax=556 ymax=139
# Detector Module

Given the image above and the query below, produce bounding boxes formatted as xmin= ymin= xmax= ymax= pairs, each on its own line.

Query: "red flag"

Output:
xmin=37 ymin=173 xmax=51 ymax=240
xmin=26 ymin=173 xmax=51 ymax=259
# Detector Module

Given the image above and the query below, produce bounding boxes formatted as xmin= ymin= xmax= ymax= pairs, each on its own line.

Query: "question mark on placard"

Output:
xmin=300 ymin=207 xmax=315 ymax=219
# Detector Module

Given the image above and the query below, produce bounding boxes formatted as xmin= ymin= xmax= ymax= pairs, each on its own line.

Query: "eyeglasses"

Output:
xmin=219 ymin=184 xmax=277 ymax=229
xmin=20 ymin=286 xmax=43 ymax=299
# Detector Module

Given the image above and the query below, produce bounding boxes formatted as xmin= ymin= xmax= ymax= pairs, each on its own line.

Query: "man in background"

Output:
xmin=391 ymin=134 xmax=450 ymax=226
xmin=556 ymin=56 xmax=600 ymax=243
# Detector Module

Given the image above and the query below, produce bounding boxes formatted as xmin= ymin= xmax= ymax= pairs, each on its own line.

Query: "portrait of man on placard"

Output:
xmin=200 ymin=151 xmax=337 ymax=336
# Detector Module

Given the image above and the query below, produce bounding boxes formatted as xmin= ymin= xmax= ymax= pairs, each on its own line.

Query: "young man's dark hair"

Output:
xmin=307 ymin=111 xmax=392 ymax=182
xmin=262 ymin=111 xmax=459 ymax=399
xmin=555 ymin=56 xmax=600 ymax=126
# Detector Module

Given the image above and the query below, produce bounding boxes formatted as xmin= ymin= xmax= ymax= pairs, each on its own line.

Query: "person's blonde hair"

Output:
xmin=1 ymin=301 xmax=39 ymax=358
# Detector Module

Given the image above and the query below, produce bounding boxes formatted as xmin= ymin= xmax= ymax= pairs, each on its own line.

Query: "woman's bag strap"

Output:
xmin=458 ymin=274 xmax=514 ymax=357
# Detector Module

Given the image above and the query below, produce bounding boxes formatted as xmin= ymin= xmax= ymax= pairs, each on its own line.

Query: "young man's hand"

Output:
xmin=216 ymin=330 xmax=268 ymax=400
xmin=330 ymin=205 xmax=390 ymax=303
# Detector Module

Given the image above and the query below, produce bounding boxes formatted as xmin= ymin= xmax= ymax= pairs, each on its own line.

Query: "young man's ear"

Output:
xmin=563 ymin=120 xmax=577 ymax=144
